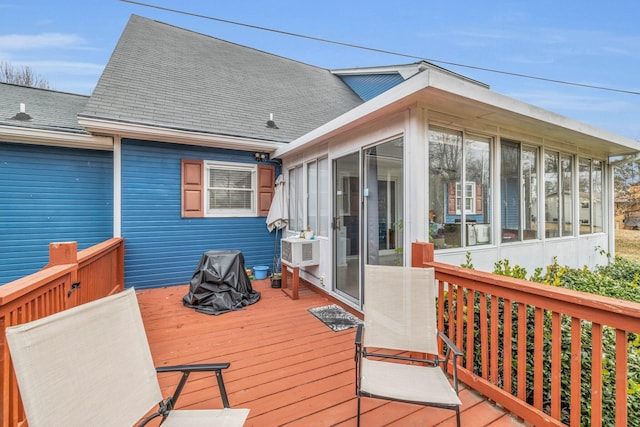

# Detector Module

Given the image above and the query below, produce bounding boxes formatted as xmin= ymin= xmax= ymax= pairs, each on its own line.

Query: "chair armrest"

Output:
xmin=354 ymin=324 xmax=364 ymax=395
xmin=156 ymin=363 xmax=230 ymax=373
xmin=355 ymin=324 xmax=363 ymax=346
xmin=438 ymin=331 xmax=463 ymax=356
xmin=156 ymin=362 xmax=234 ymax=410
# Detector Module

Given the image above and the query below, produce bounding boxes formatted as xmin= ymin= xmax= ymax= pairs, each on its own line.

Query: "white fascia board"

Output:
xmin=277 ymin=68 xmax=639 ymax=159
xmin=331 ymin=63 xmax=423 ymax=79
xmin=77 ymin=116 xmax=286 ymax=153
xmin=275 ymin=71 xmax=432 ymax=158
xmin=0 ymin=124 xmax=113 ymax=150
xmin=426 ymin=70 xmax=640 ymax=152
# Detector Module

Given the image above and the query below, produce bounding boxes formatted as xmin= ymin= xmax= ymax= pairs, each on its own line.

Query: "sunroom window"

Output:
xmin=500 ymin=140 xmax=538 ymax=242
xmin=429 ymin=127 xmax=491 ymax=249
xmin=579 ymin=158 xmax=604 ymax=234
xmin=288 ymin=165 xmax=304 ymax=231
xmin=544 ymin=151 xmax=574 ymax=238
xmin=307 ymin=158 xmax=329 ymax=237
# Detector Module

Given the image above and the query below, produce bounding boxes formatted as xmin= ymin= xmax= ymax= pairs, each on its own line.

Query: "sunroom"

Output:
xmin=274 ymin=65 xmax=640 ymax=311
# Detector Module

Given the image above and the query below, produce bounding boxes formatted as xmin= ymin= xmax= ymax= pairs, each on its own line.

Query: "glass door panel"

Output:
xmin=364 ymin=138 xmax=403 ymax=266
xmin=333 ymin=152 xmax=360 ymax=302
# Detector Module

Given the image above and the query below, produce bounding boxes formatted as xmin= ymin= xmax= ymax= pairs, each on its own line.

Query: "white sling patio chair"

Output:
xmin=6 ymin=288 xmax=249 ymax=427
xmin=355 ymin=265 xmax=463 ymax=426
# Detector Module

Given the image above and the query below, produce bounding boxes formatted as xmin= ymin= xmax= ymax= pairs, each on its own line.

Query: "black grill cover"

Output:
xmin=183 ymin=250 xmax=261 ymax=315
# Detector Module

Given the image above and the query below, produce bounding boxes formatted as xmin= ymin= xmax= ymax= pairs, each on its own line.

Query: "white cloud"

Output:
xmin=508 ymin=90 xmax=628 ymax=113
xmin=11 ymin=60 xmax=104 ymax=75
xmin=0 ymin=33 xmax=87 ymax=50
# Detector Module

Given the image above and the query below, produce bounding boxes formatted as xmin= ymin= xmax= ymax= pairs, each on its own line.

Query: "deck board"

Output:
xmin=136 ymin=279 xmax=528 ymax=426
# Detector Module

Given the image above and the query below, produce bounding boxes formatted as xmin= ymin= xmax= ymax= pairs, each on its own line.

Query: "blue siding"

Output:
xmin=121 ymin=139 xmax=281 ymax=289
xmin=339 ymin=73 xmax=405 ymax=101
xmin=0 ymin=142 xmax=113 ymax=284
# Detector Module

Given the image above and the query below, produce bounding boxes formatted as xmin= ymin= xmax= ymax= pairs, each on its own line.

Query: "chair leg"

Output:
xmin=356 ymin=396 xmax=361 ymax=427
xmin=455 ymin=406 xmax=461 ymax=427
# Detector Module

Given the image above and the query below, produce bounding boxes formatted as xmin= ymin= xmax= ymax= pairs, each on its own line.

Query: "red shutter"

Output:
xmin=257 ymin=165 xmax=275 ymax=216
xmin=181 ymin=159 xmax=204 ymax=218
xmin=447 ymin=182 xmax=456 ymax=215
xmin=476 ymin=183 xmax=483 ymax=214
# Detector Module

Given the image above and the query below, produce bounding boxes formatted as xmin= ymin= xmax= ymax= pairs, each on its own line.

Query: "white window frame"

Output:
xmin=204 ymin=161 xmax=256 ymax=217
xmin=306 ymin=157 xmax=329 ymax=237
xmin=455 ymin=181 xmax=476 ymax=215
xmin=288 ymin=165 xmax=304 ymax=231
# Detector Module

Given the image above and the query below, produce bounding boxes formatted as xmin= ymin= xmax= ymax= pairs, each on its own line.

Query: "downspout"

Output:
xmin=114 ymin=136 xmax=122 ymax=238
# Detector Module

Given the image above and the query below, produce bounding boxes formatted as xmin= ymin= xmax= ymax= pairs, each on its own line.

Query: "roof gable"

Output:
xmin=337 ymin=73 xmax=405 ymax=101
xmin=81 ymin=15 xmax=363 ymax=143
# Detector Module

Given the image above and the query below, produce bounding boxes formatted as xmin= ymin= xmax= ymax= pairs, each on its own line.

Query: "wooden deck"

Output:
xmin=136 ymin=279 xmax=528 ymax=427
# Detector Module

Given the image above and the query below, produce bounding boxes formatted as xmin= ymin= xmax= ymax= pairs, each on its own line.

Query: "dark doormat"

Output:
xmin=308 ymin=304 xmax=363 ymax=332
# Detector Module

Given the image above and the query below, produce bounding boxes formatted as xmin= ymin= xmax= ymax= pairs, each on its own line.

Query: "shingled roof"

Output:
xmin=0 ymin=83 xmax=89 ymax=134
xmin=80 ymin=15 xmax=364 ymax=143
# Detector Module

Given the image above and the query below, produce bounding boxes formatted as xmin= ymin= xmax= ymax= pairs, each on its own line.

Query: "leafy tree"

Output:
xmin=0 ymin=60 xmax=50 ymax=89
xmin=614 ymin=158 xmax=640 ymax=217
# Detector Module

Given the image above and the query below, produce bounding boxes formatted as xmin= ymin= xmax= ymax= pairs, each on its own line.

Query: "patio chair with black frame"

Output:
xmin=6 ymin=288 xmax=249 ymax=427
xmin=355 ymin=264 xmax=463 ymax=426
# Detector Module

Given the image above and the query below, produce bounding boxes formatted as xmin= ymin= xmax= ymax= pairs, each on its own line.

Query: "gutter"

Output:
xmin=78 ymin=115 xmax=286 ymax=153
xmin=0 ymin=124 xmax=113 ymax=150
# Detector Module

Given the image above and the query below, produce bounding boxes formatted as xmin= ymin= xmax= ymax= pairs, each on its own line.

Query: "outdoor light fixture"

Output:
xmin=254 ymin=152 xmax=269 ymax=162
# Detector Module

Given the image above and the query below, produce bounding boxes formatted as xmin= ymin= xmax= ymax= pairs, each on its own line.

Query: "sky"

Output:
xmin=1 ymin=0 xmax=639 ymax=141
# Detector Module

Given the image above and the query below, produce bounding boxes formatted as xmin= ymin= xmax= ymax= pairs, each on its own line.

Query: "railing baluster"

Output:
xmin=517 ymin=302 xmax=527 ymax=402
xmin=550 ymin=312 xmax=561 ymax=419
xmin=570 ymin=317 xmax=582 ymax=427
xmin=437 ymin=280 xmax=445 ymax=355
xmin=466 ymin=289 xmax=475 ymax=370
xmin=591 ymin=323 xmax=603 ymax=426
xmin=480 ymin=292 xmax=488 ymax=379
xmin=534 ymin=307 xmax=544 ymax=410
xmin=456 ymin=284 xmax=464 ymax=356
xmin=447 ymin=282 xmax=455 ymax=347
xmin=615 ymin=329 xmax=628 ymax=426
xmin=503 ymin=299 xmax=513 ymax=394
xmin=490 ymin=295 xmax=499 ymax=384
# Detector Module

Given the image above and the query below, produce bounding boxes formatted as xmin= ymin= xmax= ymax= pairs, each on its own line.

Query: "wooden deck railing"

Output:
xmin=412 ymin=242 xmax=640 ymax=427
xmin=0 ymin=238 xmax=124 ymax=427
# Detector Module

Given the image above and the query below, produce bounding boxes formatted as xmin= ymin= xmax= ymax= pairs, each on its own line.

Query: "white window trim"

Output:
xmin=204 ymin=160 xmax=257 ymax=217
xmin=455 ymin=181 xmax=476 ymax=215
xmin=288 ymin=164 xmax=304 ymax=231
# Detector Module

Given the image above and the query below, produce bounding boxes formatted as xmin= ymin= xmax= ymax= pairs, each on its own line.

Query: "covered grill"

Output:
xmin=183 ymin=250 xmax=261 ymax=315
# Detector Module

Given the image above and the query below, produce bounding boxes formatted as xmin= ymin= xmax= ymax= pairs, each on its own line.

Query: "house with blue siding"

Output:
xmin=71 ymin=15 xmax=367 ymax=289
xmin=2 ymin=14 xmax=639 ymax=313
xmin=0 ymin=83 xmax=113 ymax=283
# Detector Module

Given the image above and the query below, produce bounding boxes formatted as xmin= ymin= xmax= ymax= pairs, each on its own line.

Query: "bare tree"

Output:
xmin=0 ymin=60 xmax=51 ymax=89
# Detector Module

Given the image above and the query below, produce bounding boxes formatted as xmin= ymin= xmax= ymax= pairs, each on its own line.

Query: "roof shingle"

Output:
xmin=0 ymin=83 xmax=89 ymax=134
xmin=81 ymin=15 xmax=364 ymax=143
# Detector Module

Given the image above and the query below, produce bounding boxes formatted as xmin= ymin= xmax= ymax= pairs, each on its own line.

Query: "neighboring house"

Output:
xmin=2 ymin=14 xmax=639 ymax=314
xmin=623 ymin=212 xmax=640 ymax=230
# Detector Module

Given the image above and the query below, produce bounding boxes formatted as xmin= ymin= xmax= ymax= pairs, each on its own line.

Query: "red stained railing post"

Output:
xmin=47 ymin=241 xmax=78 ymax=267
xmin=411 ymin=242 xmax=434 ymax=267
